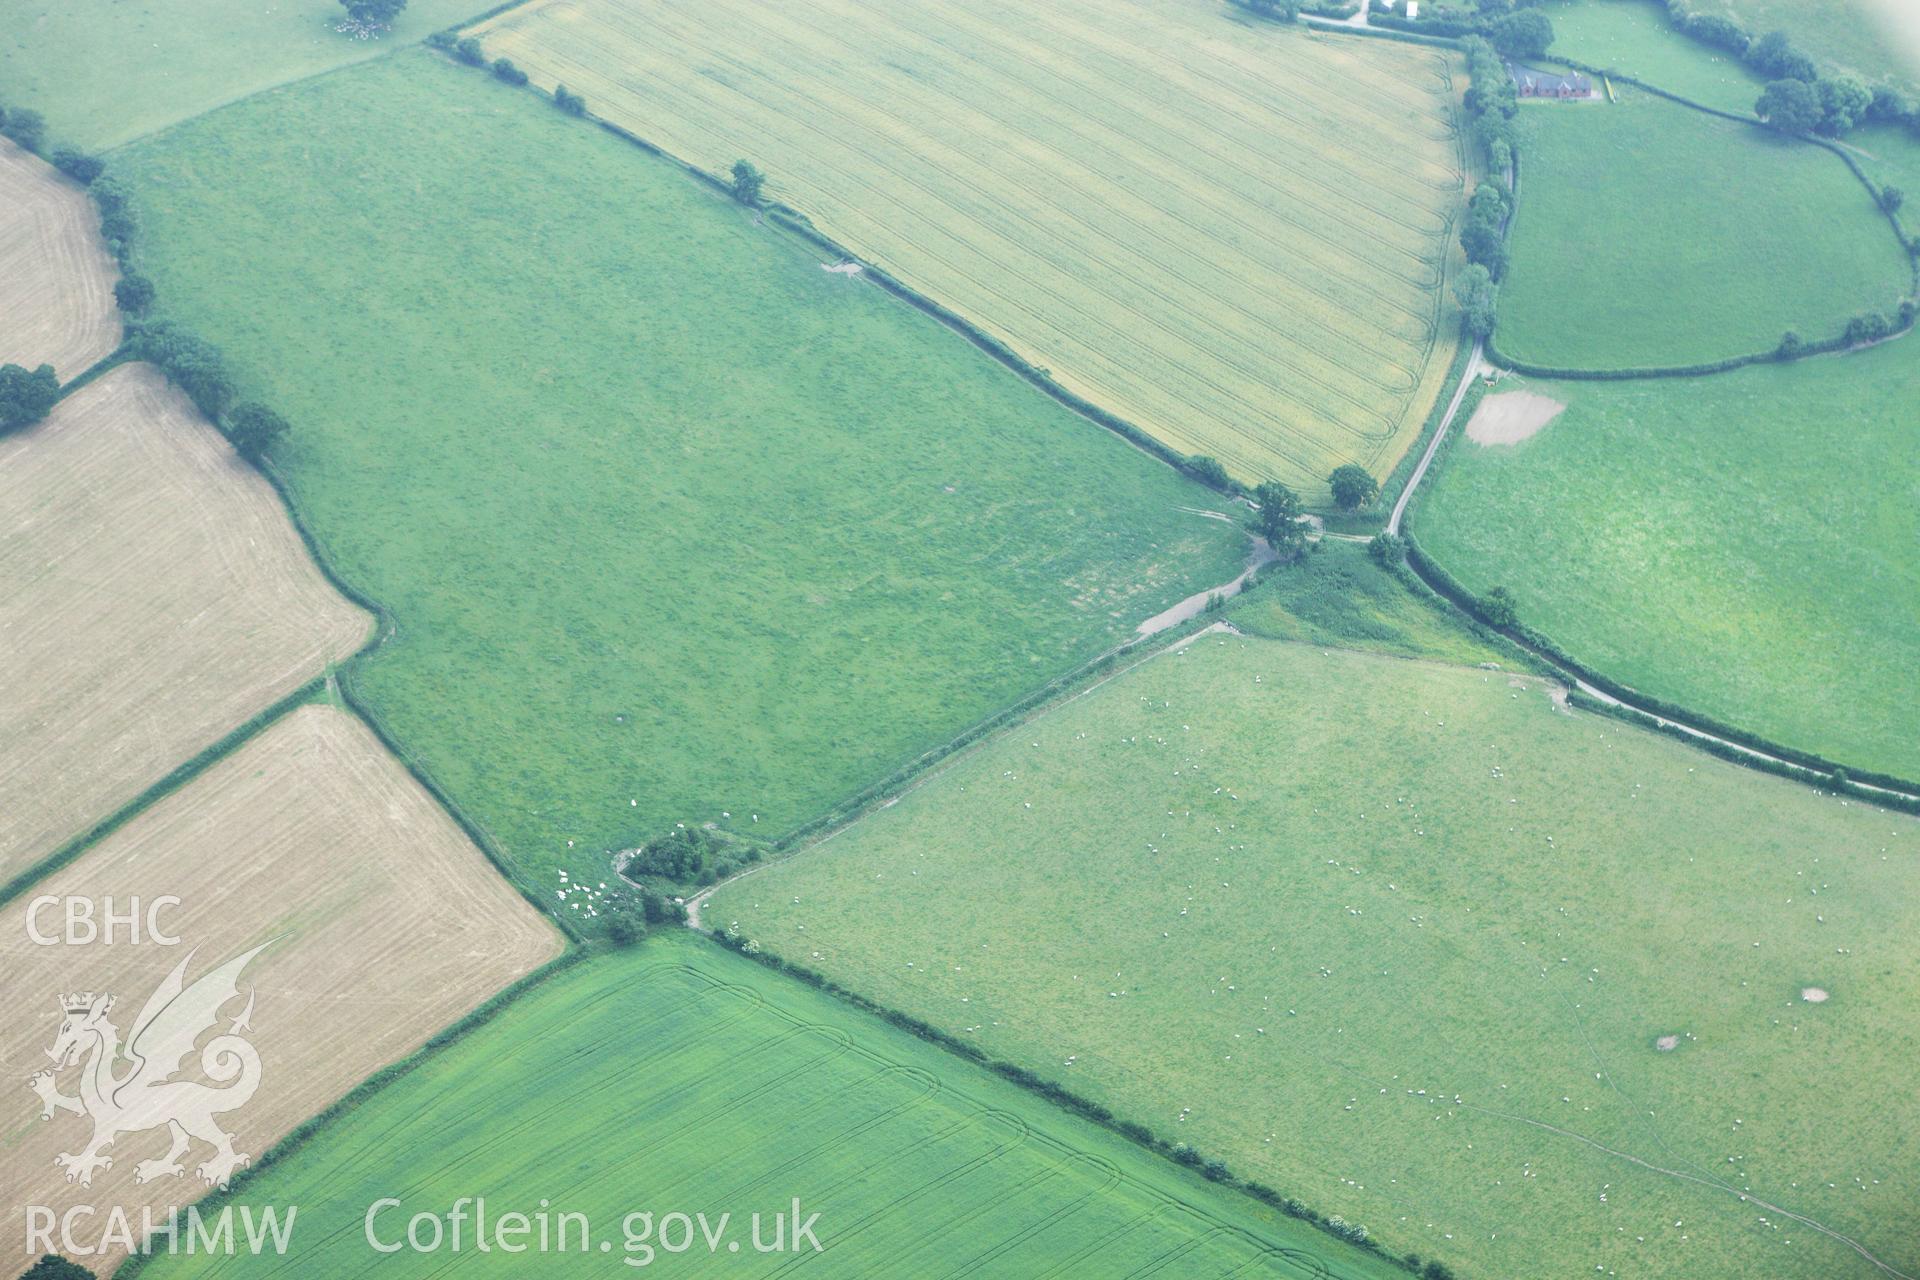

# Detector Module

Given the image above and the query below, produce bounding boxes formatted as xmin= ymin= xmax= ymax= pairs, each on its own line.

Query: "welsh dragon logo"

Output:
xmin=27 ymin=944 xmax=269 ymax=1190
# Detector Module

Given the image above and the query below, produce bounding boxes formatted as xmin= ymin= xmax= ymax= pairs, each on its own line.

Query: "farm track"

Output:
xmin=1395 ymin=338 xmax=1920 ymax=810
xmin=476 ymin=0 xmax=1469 ymax=488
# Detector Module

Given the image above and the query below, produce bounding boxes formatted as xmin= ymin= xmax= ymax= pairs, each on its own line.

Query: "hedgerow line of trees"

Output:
xmin=1433 ymin=8 xmax=1919 ymax=359
xmin=706 ymin=924 xmax=1465 ymax=1280
xmin=0 ymin=98 xmax=295 ymax=463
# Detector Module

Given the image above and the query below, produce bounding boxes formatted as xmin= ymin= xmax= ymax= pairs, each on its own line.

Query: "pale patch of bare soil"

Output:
xmin=0 ymin=138 xmax=121 ymax=377
xmin=0 ymin=364 xmax=371 ymax=880
xmin=1464 ymin=390 xmax=1566 ymax=446
xmin=0 ymin=705 xmax=563 ymax=1270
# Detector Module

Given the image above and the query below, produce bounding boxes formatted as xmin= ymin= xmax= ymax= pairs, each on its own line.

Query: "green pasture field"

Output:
xmin=114 ymin=52 xmax=1247 ymax=904
xmin=1415 ymin=349 xmax=1920 ymax=781
xmin=133 ymin=935 xmax=1403 ymax=1280
xmin=1716 ymin=0 xmax=1920 ymax=87
xmin=472 ymin=0 xmax=1471 ymax=495
xmin=1497 ymin=86 xmax=1908 ymax=369
xmin=0 ymin=0 xmax=493 ymax=150
xmin=1228 ymin=538 xmax=1511 ymax=668
xmin=1541 ymin=0 xmax=1765 ymax=113
xmin=707 ymin=637 xmax=1920 ymax=1280
xmin=1857 ymin=121 xmax=1920 ymax=204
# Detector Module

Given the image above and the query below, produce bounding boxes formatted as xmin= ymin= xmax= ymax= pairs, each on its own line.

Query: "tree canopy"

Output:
xmin=339 ymin=0 xmax=406 ymax=31
xmin=1328 ymin=463 xmax=1379 ymax=511
xmin=1454 ymin=264 xmax=1499 ymax=339
xmin=1486 ymin=10 xmax=1554 ymax=60
xmin=225 ymin=402 xmax=290 ymax=462
xmin=1251 ymin=481 xmax=1307 ymax=554
xmin=0 ymin=363 xmax=61 ymax=433
xmin=1 ymin=107 xmax=46 ymax=153
xmin=1756 ymin=79 xmax=1822 ymax=134
xmin=129 ymin=321 xmax=235 ymax=419
xmin=730 ymin=160 xmax=766 ymax=206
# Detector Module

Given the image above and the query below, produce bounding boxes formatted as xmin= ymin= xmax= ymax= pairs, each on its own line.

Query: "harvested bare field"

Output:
xmin=0 ymin=363 xmax=371 ymax=882
xmin=0 ymin=138 xmax=120 ymax=377
xmin=0 ymin=704 xmax=562 ymax=1269
xmin=1464 ymin=388 xmax=1565 ymax=445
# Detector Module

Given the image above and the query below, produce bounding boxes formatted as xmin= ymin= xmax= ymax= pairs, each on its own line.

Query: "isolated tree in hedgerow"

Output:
xmin=1480 ymin=585 xmax=1518 ymax=629
xmin=1368 ymin=532 xmax=1406 ymax=567
xmin=1 ymin=107 xmax=46 ymax=153
xmin=1328 ymin=463 xmax=1379 ymax=512
xmin=1816 ymin=75 xmax=1873 ymax=136
xmin=1879 ymin=185 xmax=1904 ymax=215
xmin=0 ymin=363 xmax=61 ymax=433
xmin=1747 ymin=30 xmax=1817 ymax=83
xmin=114 ymin=274 xmax=156 ymax=315
xmin=1453 ymin=264 xmax=1499 ymax=340
xmin=601 ymin=893 xmax=648 ymax=946
xmin=338 ymin=0 xmax=406 ymax=33
xmin=1250 ymin=480 xmax=1306 ymax=555
xmin=1486 ymin=10 xmax=1554 ymax=59
xmin=1756 ymin=79 xmax=1822 ymax=134
xmin=131 ymin=322 xmax=233 ymax=418
xmin=729 ymin=160 xmax=766 ymax=206
xmin=52 ymin=149 xmax=105 ymax=185
xmin=1185 ymin=455 xmax=1230 ymax=489
xmin=224 ymin=402 xmax=289 ymax=462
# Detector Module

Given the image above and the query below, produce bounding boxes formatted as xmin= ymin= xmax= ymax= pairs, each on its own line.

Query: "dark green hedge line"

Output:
xmin=1482 ymin=60 xmax=1916 ymax=377
xmin=1365 ymin=11 xmax=1476 ymax=39
xmin=1566 ymin=692 xmax=1920 ymax=812
xmin=1304 ymin=19 xmax=1464 ymax=50
xmin=246 ymin=458 xmax=584 ymax=944
xmin=1369 ymin=338 xmax=1479 ymax=523
xmin=442 ymin=0 xmax=538 ymax=32
xmin=0 ymin=677 xmax=328 ymax=912
xmin=761 ymin=606 xmax=1230 ymax=861
xmin=1401 ymin=537 xmax=1920 ymax=804
xmin=431 ymin=47 xmax=1242 ymax=498
xmin=703 ymin=929 xmax=1440 ymax=1277
xmin=1485 ymin=314 xmax=1915 ymax=380
xmin=760 ymin=202 xmax=1239 ymax=494
xmin=114 ymin=946 xmax=589 ymax=1278
xmin=1555 ymin=58 xmax=1754 ymax=124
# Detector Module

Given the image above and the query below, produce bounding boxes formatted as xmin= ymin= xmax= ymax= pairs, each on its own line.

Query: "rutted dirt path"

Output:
xmin=1135 ymin=531 xmax=1275 ymax=636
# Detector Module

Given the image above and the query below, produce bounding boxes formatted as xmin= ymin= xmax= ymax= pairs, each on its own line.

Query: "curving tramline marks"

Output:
xmin=148 ymin=948 xmax=1379 ymax=1278
xmin=475 ymin=0 xmax=1469 ymax=493
xmin=0 ymin=138 xmax=121 ymax=378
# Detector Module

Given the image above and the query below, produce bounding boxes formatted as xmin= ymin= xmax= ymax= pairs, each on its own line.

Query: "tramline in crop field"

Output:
xmin=474 ymin=0 xmax=1472 ymax=494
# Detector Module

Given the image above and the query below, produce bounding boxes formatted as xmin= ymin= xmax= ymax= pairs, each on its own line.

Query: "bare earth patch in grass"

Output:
xmin=1465 ymin=388 xmax=1565 ymax=445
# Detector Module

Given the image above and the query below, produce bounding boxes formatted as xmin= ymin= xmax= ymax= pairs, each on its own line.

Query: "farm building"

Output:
xmin=1508 ymin=62 xmax=1595 ymax=99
